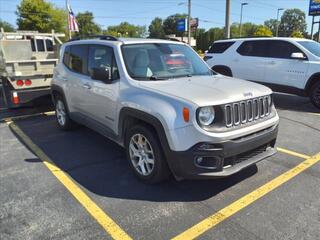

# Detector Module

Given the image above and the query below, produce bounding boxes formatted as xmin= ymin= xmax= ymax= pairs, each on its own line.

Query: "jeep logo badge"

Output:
xmin=243 ymin=92 xmax=253 ymax=98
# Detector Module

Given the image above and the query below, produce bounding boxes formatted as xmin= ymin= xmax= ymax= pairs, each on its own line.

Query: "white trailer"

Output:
xmin=0 ymin=29 xmax=65 ymax=108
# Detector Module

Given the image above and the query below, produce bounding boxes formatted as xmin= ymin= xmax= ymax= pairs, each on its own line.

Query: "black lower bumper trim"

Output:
xmin=167 ymin=124 xmax=278 ymax=180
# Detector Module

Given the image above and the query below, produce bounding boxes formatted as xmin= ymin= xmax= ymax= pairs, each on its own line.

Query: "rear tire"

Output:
xmin=310 ymin=81 xmax=320 ymax=109
xmin=125 ymin=125 xmax=170 ymax=184
xmin=54 ymin=95 xmax=77 ymax=130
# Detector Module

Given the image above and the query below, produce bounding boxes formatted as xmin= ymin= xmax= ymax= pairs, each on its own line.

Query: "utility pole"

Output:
xmin=276 ymin=8 xmax=284 ymax=37
xmin=188 ymin=0 xmax=191 ymax=45
xmin=239 ymin=2 xmax=248 ymax=37
xmin=225 ymin=0 xmax=231 ymax=38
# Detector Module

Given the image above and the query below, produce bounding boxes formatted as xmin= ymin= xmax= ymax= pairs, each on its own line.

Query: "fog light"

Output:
xmin=196 ymin=157 xmax=203 ymax=164
xmin=194 ymin=156 xmax=221 ymax=169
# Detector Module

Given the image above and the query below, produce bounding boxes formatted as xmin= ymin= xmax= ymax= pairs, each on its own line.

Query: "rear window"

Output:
xmin=208 ymin=41 xmax=235 ymax=54
xmin=63 ymin=46 xmax=71 ymax=68
xmin=66 ymin=44 xmax=88 ymax=75
xmin=237 ymin=40 xmax=268 ymax=57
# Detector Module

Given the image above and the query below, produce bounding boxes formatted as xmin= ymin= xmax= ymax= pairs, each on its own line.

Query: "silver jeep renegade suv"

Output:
xmin=51 ymin=36 xmax=279 ymax=183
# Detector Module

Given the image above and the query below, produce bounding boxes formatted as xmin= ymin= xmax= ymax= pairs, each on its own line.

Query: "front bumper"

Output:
xmin=167 ymin=124 xmax=278 ymax=180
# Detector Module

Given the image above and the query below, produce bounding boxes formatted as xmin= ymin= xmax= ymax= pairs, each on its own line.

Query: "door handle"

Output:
xmin=62 ymin=77 xmax=68 ymax=81
xmin=82 ymin=83 xmax=91 ymax=89
xmin=269 ymin=61 xmax=276 ymax=65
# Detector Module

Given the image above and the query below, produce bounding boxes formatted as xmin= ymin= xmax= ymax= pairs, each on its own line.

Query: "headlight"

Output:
xmin=198 ymin=106 xmax=215 ymax=126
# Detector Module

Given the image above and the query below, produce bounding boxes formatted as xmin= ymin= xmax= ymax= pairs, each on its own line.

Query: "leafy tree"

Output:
xmin=0 ymin=19 xmax=15 ymax=32
xmin=230 ymin=22 xmax=259 ymax=38
xmin=16 ymin=0 xmax=66 ymax=33
xmin=291 ymin=30 xmax=304 ymax=38
xmin=163 ymin=13 xmax=187 ymax=35
xmin=279 ymin=8 xmax=307 ymax=37
xmin=75 ymin=11 xmax=101 ymax=38
xmin=148 ymin=17 xmax=165 ymax=38
xmin=264 ymin=19 xmax=278 ymax=36
xmin=105 ymin=22 xmax=146 ymax=38
xmin=253 ymin=26 xmax=273 ymax=37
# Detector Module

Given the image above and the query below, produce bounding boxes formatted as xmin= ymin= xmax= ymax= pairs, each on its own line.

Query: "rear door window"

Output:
xmin=69 ymin=44 xmax=88 ymax=75
xmin=208 ymin=41 xmax=235 ymax=54
xmin=237 ymin=40 xmax=268 ymax=57
xmin=267 ymin=40 xmax=304 ymax=59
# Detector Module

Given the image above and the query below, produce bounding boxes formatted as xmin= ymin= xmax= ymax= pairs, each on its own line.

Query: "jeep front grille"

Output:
xmin=224 ymin=96 xmax=271 ymax=128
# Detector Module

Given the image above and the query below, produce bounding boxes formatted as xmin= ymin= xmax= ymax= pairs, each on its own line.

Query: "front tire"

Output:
xmin=310 ymin=81 xmax=320 ymax=109
xmin=54 ymin=95 xmax=76 ymax=130
xmin=125 ymin=125 xmax=170 ymax=183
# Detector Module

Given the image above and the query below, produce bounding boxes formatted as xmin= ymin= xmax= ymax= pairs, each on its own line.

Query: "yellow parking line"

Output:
xmin=7 ymin=120 xmax=132 ymax=240
xmin=1 ymin=111 xmax=55 ymax=122
xmin=277 ymin=147 xmax=310 ymax=159
xmin=172 ymin=150 xmax=320 ymax=240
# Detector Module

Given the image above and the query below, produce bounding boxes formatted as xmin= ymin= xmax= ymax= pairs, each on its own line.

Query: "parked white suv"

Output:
xmin=51 ymin=36 xmax=279 ymax=183
xmin=205 ymin=37 xmax=320 ymax=109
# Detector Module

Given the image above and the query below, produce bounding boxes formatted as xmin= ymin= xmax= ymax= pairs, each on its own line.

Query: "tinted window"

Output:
xmin=237 ymin=40 xmax=268 ymax=57
xmin=268 ymin=40 xmax=304 ymax=59
xmin=208 ymin=41 xmax=235 ymax=53
xmin=46 ymin=39 xmax=53 ymax=51
xmin=69 ymin=45 xmax=88 ymax=74
xmin=36 ymin=39 xmax=45 ymax=52
xmin=63 ymin=46 xmax=71 ymax=68
xmin=88 ymin=45 xmax=119 ymax=80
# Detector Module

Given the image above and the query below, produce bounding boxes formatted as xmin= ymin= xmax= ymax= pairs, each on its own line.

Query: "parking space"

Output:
xmin=1 ymin=93 xmax=319 ymax=240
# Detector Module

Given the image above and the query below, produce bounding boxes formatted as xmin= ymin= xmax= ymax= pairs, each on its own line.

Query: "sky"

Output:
xmin=0 ymin=0 xmax=316 ymax=33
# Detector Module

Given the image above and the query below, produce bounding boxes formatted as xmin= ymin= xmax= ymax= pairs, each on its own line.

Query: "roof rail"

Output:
xmin=68 ymin=35 xmax=118 ymax=42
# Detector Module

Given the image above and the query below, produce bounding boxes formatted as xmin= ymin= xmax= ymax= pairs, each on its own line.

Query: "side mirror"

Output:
xmin=90 ymin=67 xmax=112 ymax=83
xmin=291 ymin=52 xmax=306 ymax=60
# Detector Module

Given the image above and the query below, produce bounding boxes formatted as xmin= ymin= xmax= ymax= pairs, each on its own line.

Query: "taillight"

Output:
xmin=16 ymin=79 xmax=24 ymax=86
xmin=12 ymin=91 xmax=19 ymax=104
xmin=25 ymin=79 xmax=32 ymax=86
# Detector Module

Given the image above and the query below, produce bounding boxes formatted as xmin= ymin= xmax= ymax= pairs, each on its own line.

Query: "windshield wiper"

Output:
xmin=149 ymin=75 xmax=168 ymax=80
xmin=172 ymin=74 xmax=193 ymax=79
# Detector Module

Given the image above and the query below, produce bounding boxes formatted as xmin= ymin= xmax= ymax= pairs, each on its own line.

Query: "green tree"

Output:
xmin=291 ymin=30 xmax=304 ymax=38
xmin=253 ymin=26 xmax=273 ymax=37
xmin=148 ymin=17 xmax=165 ymax=38
xmin=105 ymin=22 xmax=146 ymax=38
xmin=163 ymin=13 xmax=187 ymax=35
xmin=264 ymin=19 xmax=278 ymax=36
xmin=16 ymin=0 xmax=66 ymax=33
xmin=0 ymin=19 xmax=15 ymax=32
xmin=279 ymin=8 xmax=307 ymax=37
xmin=75 ymin=11 xmax=101 ymax=38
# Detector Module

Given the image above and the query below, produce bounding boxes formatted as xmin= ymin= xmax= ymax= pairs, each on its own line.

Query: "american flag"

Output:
xmin=67 ymin=4 xmax=79 ymax=32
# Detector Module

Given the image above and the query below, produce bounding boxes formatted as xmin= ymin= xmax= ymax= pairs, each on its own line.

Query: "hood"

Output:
xmin=138 ymin=75 xmax=272 ymax=106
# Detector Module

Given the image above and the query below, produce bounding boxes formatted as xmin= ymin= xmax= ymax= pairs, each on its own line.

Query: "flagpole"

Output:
xmin=66 ymin=0 xmax=71 ymax=39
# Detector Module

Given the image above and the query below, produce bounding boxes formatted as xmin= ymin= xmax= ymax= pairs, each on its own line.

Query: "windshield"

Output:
xmin=298 ymin=41 xmax=320 ymax=57
xmin=121 ymin=43 xmax=214 ymax=80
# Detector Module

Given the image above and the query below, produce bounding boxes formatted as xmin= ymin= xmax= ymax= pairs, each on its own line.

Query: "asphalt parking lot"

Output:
xmin=0 ymin=93 xmax=319 ymax=240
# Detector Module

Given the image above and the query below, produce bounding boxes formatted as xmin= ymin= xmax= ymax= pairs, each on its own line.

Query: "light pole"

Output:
xmin=225 ymin=0 xmax=231 ymax=38
xmin=276 ymin=8 xmax=284 ymax=37
xmin=188 ymin=0 xmax=191 ymax=45
xmin=239 ymin=2 xmax=248 ymax=37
